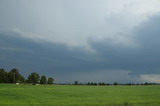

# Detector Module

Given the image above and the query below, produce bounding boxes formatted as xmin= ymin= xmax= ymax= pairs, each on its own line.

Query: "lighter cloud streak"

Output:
xmin=140 ymin=74 xmax=160 ymax=83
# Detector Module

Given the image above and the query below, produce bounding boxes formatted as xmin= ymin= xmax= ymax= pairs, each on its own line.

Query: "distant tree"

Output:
xmin=7 ymin=71 xmax=14 ymax=83
xmin=74 ymin=81 xmax=78 ymax=85
xmin=91 ymin=82 xmax=94 ymax=85
xmin=94 ymin=82 xmax=97 ymax=85
xmin=99 ymin=82 xmax=105 ymax=85
xmin=101 ymin=82 xmax=105 ymax=85
xmin=114 ymin=82 xmax=118 ymax=86
xmin=87 ymin=82 xmax=90 ymax=85
xmin=0 ymin=69 xmax=8 ymax=83
xmin=28 ymin=72 xmax=40 ymax=85
xmin=106 ymin=83 xmax=110 ymax=86
xmin=144 ymin=82 xmax=149 ymax=85
xmin=47 ymin=77 xmax=54 ymax=84
xmin=40 ymin=75 xmax=47 ymax=84
xmin=126 ymin=83 xmax=132 ymax=86
xmin=19 ymin=75 xmax=25 ymax=83
xmin=7 ymin=68 xmax=25 ymax=83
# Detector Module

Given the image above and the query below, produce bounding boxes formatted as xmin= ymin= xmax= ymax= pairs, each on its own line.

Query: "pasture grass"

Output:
xmin=0 ymin=84 xmax=160 ymax=106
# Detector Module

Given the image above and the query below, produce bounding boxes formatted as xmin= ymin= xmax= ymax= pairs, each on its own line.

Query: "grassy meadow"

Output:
xmin=0 ymin=84 xmax=160 ymax=106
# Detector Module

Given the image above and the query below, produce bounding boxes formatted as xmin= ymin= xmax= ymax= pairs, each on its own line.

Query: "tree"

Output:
xmin=91 ymin=82 xmax=94 ymax=85
xmin=40 ymin=75 xmax=47 ymax=84
xmin=7 ymin=68 xmax=25 ymax=83
xmin=114 ymin=82 xmax=118 ymax=86
xmin=18 ymin=75 xmax=25 ymax=83
xmin=74 ymin=81 xmax=78 ymax=85
xmin=87 ymin=82 xmax=91 ymax=85
xmin=94 ymin=82 xmax=97 ymax=85
xmin=28 ymin=72 xmax=40 ymax=85
xmin=0 ymin=69 xmax=8 ymax=83
xmin=7 ymin=71 xmax=14 ymax=83
xmin=101 ymin=82 xmax=105 ymax=85
xmin=47 ymin=77 xmax=54 ymax=84
xmin=144 ymin=82 xmax=149 ymax=85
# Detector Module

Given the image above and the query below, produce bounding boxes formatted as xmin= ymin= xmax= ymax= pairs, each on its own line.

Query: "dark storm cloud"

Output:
xmin=1 ymin=14 xmax=160 ymax=83
xmin=90 ymin=14 xmax=160 ymax=75
xmin=0 ymin=31 xmax=100 ymax=78
xmin=1 ymin=1 xmax=160 ymax=83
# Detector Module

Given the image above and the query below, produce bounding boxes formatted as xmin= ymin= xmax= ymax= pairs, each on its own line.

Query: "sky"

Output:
xmin=1 ymin=0 xmax=160 ymax=83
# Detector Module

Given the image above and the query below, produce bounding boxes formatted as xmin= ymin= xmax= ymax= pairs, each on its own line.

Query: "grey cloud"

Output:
xmin=89 ymin=14 xmax=160 ymax=75
xmin=0 ymin=31 xmax=101 ymax=80
xmin=1 ymin=1 xmax=160 ymax=83
xmin=1 ymin=13 xmax=160 ymax=83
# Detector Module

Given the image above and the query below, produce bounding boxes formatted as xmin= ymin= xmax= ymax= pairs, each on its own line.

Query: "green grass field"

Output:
xmin=0 ymin=84 xmax=160 ymax=106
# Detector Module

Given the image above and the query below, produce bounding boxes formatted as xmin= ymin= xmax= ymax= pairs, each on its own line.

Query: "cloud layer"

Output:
xmin=1 ymin=0 xmax=160 ymax=83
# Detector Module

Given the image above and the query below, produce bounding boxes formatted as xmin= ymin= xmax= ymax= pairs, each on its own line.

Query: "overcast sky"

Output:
xmin=1 ymin=0 xmax=160 ymax=83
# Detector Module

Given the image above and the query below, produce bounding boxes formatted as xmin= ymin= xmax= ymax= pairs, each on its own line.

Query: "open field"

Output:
xmin=0 ymin=84 xmax=160 ymax=106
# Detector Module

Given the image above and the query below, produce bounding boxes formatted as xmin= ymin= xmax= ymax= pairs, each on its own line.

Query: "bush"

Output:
xmin=114 ymin=82 xmax=118 ymax=86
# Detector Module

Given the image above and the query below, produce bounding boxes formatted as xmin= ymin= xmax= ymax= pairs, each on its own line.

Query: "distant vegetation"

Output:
xmin=0 ymin=68 xmax=159 ymax=86
xmin=73 ymin=81 xmax=159 ymax=86
xmin=0 ymin=68 xmax=54 ymax=85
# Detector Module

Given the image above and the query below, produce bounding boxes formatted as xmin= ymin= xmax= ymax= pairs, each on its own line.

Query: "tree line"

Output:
xmin=1 ymin=68 xmax=159 ymax=86
xmin=73 ymin=81 xmax=159 ymax=86
xmin=0 ymin=68 xmax=54 ymax=85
